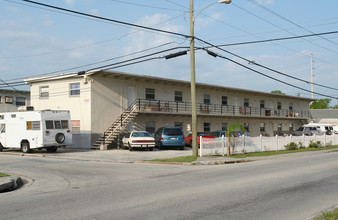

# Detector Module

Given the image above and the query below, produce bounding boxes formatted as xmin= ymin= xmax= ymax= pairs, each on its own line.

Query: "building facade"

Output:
xmin=24 ymin=70 xmax=312 ymax=149
xmin=0 ymin=89 xmax=30 ymax=112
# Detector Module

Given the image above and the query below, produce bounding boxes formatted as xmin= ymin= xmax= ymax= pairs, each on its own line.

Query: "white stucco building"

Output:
xmin=24 ymin=70 xmax=313 ymax=149
xmin=0 ymin=89 xmax=30 ymax=112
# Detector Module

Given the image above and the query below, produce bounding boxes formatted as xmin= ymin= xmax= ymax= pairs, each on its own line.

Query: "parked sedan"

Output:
xmin=184 ymin=132 xmax=215 ymax=146
xmin=122 ymin=131 xmax=155 ymax=151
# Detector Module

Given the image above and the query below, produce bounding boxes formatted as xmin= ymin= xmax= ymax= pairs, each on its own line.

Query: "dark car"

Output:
xmin=154 ymin=127 xmax=185 ymax=150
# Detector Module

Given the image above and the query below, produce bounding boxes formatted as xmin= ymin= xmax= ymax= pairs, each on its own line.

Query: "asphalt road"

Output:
xmin=0 ymin=150 xmax=337 ymax=220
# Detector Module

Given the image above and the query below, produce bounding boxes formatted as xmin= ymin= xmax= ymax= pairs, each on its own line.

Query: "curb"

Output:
xmin=0 ymin=176 xmax=23 ymax=192
xmin=134 ymin=161 xmax=192 ymax=165
xmin=306 ymin=204 xmax=338 ymax=220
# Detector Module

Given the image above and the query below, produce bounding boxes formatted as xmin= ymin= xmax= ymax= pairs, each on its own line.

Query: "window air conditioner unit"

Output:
xmin=5 ymin=96 xmax=13 ymax=103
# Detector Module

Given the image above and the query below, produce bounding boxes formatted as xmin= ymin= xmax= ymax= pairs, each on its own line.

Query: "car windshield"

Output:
xmin=163 ymin=128 xmax=183 ymax=136
xmin=132 ymin=132 xmax=151 ymax=137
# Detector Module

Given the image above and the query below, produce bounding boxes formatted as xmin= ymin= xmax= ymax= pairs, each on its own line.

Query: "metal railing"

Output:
xmin=135 ymin=98 xmax=310 ymax=118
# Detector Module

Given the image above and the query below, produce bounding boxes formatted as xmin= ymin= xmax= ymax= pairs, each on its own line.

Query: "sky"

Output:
xmin=1 ymin=0 xmax=338 ymax=106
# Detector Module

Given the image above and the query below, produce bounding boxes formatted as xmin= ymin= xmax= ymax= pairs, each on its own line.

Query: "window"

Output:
xmin=40 ymin=86 xmax=49 ymax=98
xmin=61 ymin=120 xmax=69 ymax=129
xmin=54 ymin=121 xmax=61 ymax=129
xmin=260 ymin=123 xmax=265 ymax=132
xmin=145 ymin=88 xmax=155 ymax=100
xmin=277 ymin=102 xmax=282 ymax=110
xmin=204 ymin=122 xmax=210 ymax=132
xmin=175 ymin=91 xmax=182 ymax=102
xmin=16 ymin=97 xmax=26 ymax=106
xmin=244 ymin=123 xmax=249 ymax=132
xmin=46 ymin=120 xmax=54 ymax=129
xmin=5 ymin=96 xmax=13 ymax=104
xmin=289 ymin=124 xmax=293 ymax=131
xmin=145 ymin=121 xmax=155 ymax=135
xmin=70 ymin=83 xmax=80 ymax=96
xmin=0 ymin=115 xmax=3 ymax=120
xmin=204 ymin=94 xmax=210 ymax=104
xmin=11 ymin=114 xmax=16 ymax=118
xmin=174 ymin=122 xmax=183 ymax=130
xmin=0 ymin=124 xmax=5 ymax=133
xmin=222 ymin=96 xmax=228 ymax=105
xmin=27 ymin=121 xmax=40 ymax=130
xmin=289 ymin=103 xmax=293 ymax=111
xmin=71 ymin=120 xmax=80 ymax=133
xmin=244 ymin=98 xmax=249 ymax=107
xmin=260 ymin=100 xmax=265 ymax=108
xmin=222 ymin=123 xmax=228 ymax=131
xmin=278 ymin=123 xmax=282 ymax=132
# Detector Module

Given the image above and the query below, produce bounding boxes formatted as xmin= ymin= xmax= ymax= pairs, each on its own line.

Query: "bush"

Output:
xmin=298 ymin=142 xmax=306 ymax=149
xmin=308 ymin=141 xmax=323 ymax=148
xmin=284 ymin=142 xmax=298 ymax=150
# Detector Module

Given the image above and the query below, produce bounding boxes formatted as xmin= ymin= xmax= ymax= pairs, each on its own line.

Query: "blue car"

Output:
xmin=154 ymin=127 xmax=185 ymax=150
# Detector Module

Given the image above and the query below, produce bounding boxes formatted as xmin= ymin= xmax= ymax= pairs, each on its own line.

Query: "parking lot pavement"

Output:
xmin=0 ymin=147 xmax=193 ymax=163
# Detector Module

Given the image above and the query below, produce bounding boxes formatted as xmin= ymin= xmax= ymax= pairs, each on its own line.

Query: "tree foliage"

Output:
xmin=310 ymin=99 xmax=331 ymax=109
xmin=225 ymin=123 xmax=246 ymax=156
xmin=271 ymin=90 xmax=285 ymax=95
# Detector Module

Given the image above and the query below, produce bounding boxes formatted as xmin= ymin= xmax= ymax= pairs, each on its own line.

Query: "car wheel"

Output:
xmin=158 ymin=142 xmax=163 ymax=150
xmin=46 ymin=146 xmax=57 ymax=153
xmin=21 ymin=142 xmax=30 ymax=153
xmin=149 ymin=147 xmax=153 ymax=151
xmin=180 ymin=146 xmax=184 ymax=150
xmin=128 ymin=143 xmax=133 ymax=151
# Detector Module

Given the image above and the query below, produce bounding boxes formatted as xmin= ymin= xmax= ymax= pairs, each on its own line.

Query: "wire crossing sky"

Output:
xmin=1 ymin=0 xmax=338 ymax=105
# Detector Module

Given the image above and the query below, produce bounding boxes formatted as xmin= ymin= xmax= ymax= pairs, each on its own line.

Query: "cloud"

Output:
xmin=89 ymin=9 xmax=99 ymax=16
xmin=64 ymin=0 xmax=75 ymax=6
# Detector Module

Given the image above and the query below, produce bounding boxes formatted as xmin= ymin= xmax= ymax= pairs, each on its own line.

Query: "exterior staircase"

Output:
xmin=92 ymin=100 xmax=139 ymax=150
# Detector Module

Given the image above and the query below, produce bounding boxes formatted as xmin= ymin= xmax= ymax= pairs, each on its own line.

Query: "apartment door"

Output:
xmin=127 ymin=86 xmax=135 ymax=107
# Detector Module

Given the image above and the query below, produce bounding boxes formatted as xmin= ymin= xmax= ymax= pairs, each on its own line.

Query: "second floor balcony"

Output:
xmin=132 ymin=99 xmax=310 ymax=119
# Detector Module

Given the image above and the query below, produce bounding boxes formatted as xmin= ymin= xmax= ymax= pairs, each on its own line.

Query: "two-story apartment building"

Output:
xmin=24 ymin=70 xmax=313 ymax=149
xmin=0 ymin=89 xmax=30 ymax=112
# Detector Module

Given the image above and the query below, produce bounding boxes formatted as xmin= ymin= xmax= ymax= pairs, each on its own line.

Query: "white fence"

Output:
xmin=199 ymin=134 xmax=338 ymax=157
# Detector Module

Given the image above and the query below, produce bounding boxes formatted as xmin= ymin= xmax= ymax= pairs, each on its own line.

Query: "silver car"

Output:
xmin=293 ymin=126 xmax=321 ymax=136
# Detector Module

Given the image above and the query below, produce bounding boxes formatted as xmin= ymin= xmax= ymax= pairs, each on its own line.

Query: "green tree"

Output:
xmin=225 ymin=123 xmax=246 ymax=156
xmin=271 ymin=90 xmax=285 ymax=95
xmin=310 ymin=99 xmax=331 ymax=109
xmin=333 ymin=105 xmax=338 ymax=109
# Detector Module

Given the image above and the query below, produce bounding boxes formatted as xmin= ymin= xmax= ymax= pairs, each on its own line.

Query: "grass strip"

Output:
xmin=228 ymin=145 xmax=338 ymax=158
xmin=313 ymin=208 xmax=338 ymax=220
xmin=0 ymin=172 xmax=10 ymax=177
xmin=151 ymin=156 xmax=197 ymax=163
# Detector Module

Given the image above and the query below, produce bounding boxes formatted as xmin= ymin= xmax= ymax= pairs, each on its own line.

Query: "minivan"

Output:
xmin=154 ymin=127 xmax=185 ymax=150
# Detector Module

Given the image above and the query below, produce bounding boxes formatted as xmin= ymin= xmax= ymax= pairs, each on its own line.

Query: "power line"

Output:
xmin=110 ymin=0 xmax=187 ymax=12
xmin=204 ymin=49 xmax=337 ymax=100
xmin=21 ymin=0 xmax=190 ymax=39
xmin=248 ymin=0 xmax=338 ymax=47
xmin=197 ymin=37 xmax=338 ymax=92
xmin=232 ymin=2 xmax=338 ymax=55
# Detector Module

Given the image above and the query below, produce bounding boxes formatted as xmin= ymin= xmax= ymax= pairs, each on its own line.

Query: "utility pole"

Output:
xmin=189 ymin=0 xmax=198 ymax=157
xmin=311 ymin=54 xmax=314 ymax=99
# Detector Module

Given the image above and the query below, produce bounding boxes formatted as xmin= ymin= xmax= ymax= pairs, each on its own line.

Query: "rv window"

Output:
xmin=61 ymin=120 xmax=69 ymax=129
xmin=46 ymin=120 xmax=54 ymax=129
xmin=27 ymin=121 xmax=41 ymax=130
xmin=54 ymin=121 xmax=61 ymax=129
xmin=0 ymin=115 xmax=3 ymax=120
xmin=11 ymin=114 xmax=16 ymax=118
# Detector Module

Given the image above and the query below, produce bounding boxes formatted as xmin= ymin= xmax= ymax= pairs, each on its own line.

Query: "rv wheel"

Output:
xmin=55 ymin=133 xmax=65 ymax=144
xmin=21 ymin=142 xmax=30 ymax=153
xmin=0 ymin=143 xmax=3 ymax=152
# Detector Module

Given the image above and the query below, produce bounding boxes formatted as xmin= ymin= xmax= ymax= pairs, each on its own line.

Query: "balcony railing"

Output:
xmin=134 ymin=99 xmax=310 ymax=118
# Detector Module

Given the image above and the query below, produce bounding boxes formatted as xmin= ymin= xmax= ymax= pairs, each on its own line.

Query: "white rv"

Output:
xmin=307 ymin=123 xmax=334 ymax=135
xmin=0 ymin=109 xmax=72 ymax=153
